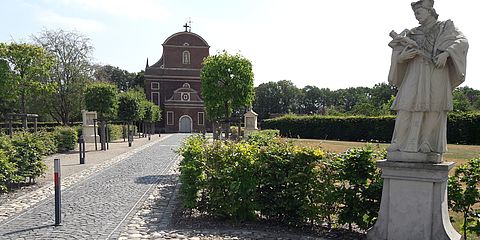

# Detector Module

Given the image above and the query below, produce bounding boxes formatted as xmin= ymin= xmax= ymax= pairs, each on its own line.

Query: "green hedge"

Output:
xmin=53 ymin=126 xmax=78 ymax=152
xmin=0 ymin=126 xmax=79 ymax=192
xmin=177 ymin=132 xmax=383 ymax=229
xmin=107 ymin=124 xmax=124 ymax=141
xmin=262 ymin=113 xmax=480 ymax=145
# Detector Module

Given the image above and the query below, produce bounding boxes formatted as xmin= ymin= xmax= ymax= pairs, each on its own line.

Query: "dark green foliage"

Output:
xmin=447 ymin=112 xmax=480 ymax=145
xmin=53 ymin=126 xmax=77 ymax=152
xmin=263 ymin=114 xmax=395 ymax=142
xmin=448 ymin=158 xmax=480 ymax=239
xmin=336 ymin=147 xmax=383 ymax=230
xmin=263 ymin=113 xmax=480 ymax=145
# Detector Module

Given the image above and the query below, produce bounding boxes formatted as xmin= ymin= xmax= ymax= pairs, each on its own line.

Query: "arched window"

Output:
xmin=182 ymin=51 xmax=190 ymax=64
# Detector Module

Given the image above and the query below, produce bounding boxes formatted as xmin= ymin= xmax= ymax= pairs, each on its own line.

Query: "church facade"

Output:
xmin=144 ymin=27 xmax=210 ymax=133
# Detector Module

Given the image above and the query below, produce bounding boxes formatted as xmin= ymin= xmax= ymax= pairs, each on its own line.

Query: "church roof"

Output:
xmin=163 ymin=31 xmax=209 ymax=47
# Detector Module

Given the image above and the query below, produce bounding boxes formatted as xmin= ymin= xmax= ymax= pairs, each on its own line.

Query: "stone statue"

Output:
xmin=367 ymin=2 xmax=467 ymax=238
xmin=387 ymin=0 xmax=468 ymax=156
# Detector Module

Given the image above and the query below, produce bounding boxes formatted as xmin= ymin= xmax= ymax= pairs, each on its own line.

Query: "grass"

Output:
xmin=288 ymin=138 xmax=480 ymax=166
xmin=288 ymin=138 xmax=480 ymax=239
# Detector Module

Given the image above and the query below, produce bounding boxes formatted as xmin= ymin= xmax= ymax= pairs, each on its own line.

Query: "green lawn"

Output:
xmin=288 ymin=138 xmax=480 ymax=166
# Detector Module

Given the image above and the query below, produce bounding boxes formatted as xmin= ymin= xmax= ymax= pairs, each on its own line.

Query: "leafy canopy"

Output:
xmin=84 ymin=82 xmax=118 ymax=119
xmin=201 ymin=51 xmax=255 ymax=120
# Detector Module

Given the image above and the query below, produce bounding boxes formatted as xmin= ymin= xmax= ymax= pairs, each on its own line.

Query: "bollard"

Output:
xmin=54 ymin=159 xmax=62 ymax=226
xmin=128 ymin=131 xmax=133 ymax=147
xmin=78 ymin=135 xmax=85 ymax=164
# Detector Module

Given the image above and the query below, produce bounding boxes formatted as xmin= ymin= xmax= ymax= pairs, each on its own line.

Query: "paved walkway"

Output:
xmin=0 ymin=134 xmax=184 ymax=239
xmin=0 ymin=133 xmax=330 ymax=240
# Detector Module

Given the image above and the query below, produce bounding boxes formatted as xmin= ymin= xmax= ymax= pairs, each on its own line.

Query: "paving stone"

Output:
xmin=0 ymin=134 xmax=184 ymax=239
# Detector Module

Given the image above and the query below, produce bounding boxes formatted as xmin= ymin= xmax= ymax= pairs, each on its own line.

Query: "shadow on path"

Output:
xmin=3 ymin=224 xmax=56 ymax=236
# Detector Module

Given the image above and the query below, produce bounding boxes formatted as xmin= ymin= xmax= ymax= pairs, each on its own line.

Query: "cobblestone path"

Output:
xmin=0 ymin=134 xmax=186 ymax=240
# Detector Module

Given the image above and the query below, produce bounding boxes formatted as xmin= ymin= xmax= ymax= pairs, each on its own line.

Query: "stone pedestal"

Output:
xmin=367 ymin=160 xmax=461 ymax=240
xmin=244 ymin=109 xmax=258 ymax=137
xmin=82 ymin=110 xmax=99 ymax=143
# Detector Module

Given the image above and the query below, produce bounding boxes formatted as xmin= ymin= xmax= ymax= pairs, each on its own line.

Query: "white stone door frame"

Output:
xmin=179 ymin=115 xmax=193 ymax=133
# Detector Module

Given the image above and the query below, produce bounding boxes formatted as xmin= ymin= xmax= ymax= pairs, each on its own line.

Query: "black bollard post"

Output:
xmin=78 ymin=135 xmax=85 ymax=164
xmin=54 ymin=159 xmax=62 ymax=226
xmin=93 ymin=119 xmax=98 ymax=151
xmin=128 ymin=131 xmax=133 ymax=147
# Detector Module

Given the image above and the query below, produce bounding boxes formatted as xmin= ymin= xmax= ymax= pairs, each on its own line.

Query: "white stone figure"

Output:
xmin=387 ymin=0 xmax=468 ymax=156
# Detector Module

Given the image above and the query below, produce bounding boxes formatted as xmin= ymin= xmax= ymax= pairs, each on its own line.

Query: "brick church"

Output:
xmin=144 ymin=25 xmax=210 ymax=133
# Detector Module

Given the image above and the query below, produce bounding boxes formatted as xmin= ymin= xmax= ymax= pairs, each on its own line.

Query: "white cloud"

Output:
xmin=37 ymin=10 xmax=105 ymax=32
xmin=51 ymin=0 xmax=170 ymax=22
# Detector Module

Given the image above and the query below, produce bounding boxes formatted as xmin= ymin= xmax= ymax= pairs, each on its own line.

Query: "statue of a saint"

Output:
xmin=387 ymin=0 xmax=468 ymax=154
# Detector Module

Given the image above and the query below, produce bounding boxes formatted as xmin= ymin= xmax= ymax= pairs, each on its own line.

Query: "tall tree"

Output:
xmin=253 ymin=80 xmax=302 ymax=118
xmin=201 ymin=51 xmax=255 ymax=121
xmin=0 ymin=42 xmax=54 ymax=114
xmin=84 ymin=82 xmax=118 ymax=150
xmin=93 ymin=65 xmax=143 ymax=91
xmin=32 ymin=29 xmax=94 ymax=124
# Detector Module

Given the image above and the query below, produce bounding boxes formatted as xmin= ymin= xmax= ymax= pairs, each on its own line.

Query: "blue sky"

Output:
xmin=1 ymin=0 xmax=479 ymax=90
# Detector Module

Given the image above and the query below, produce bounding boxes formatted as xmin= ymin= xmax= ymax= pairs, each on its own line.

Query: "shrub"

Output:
xmin=246 ymin=129 xmax=280 ymax=146
xmin=448 ymin=158 xmax=480 ymax=239
xmin=0 ymin=149 xmax=16 ymax=193
xmin=177 ymin=135 xmax=208 ymax=209
xmin=336 ymin=146 xmax=383 ymax=230
xmin=107 ymin=124 xmax=124 ymax=141
xmin=177 ymin=134 xmax=383 ymax=228
xmin=53 ymin=126 xmax=78 ymax=152
xmin=256 ymin=142 xmax=328 ymax=226
xmin=10 ymin=132 xmax=48 ymax=183
xmin=36 ymin=131 xmax=58 ymax=155
xmin=201 ymin=141 xmax=258 ymax=221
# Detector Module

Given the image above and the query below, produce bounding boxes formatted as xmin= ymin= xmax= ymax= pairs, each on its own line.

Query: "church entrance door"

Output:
xmin=179 ymin=115 xmax=192 ymax=133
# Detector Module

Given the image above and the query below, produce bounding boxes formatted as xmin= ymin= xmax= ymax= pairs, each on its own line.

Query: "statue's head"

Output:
xmin=411 ymin=0 xmax=439 ymax=20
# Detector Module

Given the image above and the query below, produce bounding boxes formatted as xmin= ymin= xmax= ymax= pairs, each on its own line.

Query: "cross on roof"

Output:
xmin=183 ymin=22 xmax=190 ymax=32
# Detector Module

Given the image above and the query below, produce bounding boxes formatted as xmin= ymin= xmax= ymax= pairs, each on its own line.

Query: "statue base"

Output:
xmin=387 ymin=150 xmax=442 ymax=163
xmin=367 ymin=160 xmax=461 ymax=240
xmin=82 ymin=125 xmax=99 ymax=143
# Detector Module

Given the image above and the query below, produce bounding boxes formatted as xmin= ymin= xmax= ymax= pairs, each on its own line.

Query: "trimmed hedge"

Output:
xmin=262 ymin=113 xmax=480 ymax=145
xmin=53 ymin=126 xmax=78 ymax=152
xmin=177 ymin=132 xmax=383 ymax=229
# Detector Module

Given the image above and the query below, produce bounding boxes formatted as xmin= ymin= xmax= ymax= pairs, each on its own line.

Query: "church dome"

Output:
xmin=163 ymin=32 xmax=209 ymax=47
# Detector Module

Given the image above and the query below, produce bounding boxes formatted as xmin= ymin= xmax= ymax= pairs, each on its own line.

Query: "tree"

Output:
xmin=117 ymin=89 xmax=146 ymax=141
xmin=141 ymin=100 xmax=161 ymax=136
xmin=0 ymin=43 xmax=16 ymax=118
xmin=0 ymin=42 xmax=55 ymax=115
xmin=253 ymin=80 xmax=302 ymax=119
xmin=32 ymin=29 xmax=94 ymax=124
xmin=94 ymin=65 xmax=143 ymax=91
xmin=201 ymin=51 xmax=255 ymax=121
xmin=84 ymin=82 xmax=118 ymax=150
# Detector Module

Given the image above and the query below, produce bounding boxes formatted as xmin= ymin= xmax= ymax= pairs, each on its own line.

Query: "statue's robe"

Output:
xmin=388 ymin=20 xmax=468 ymax=153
